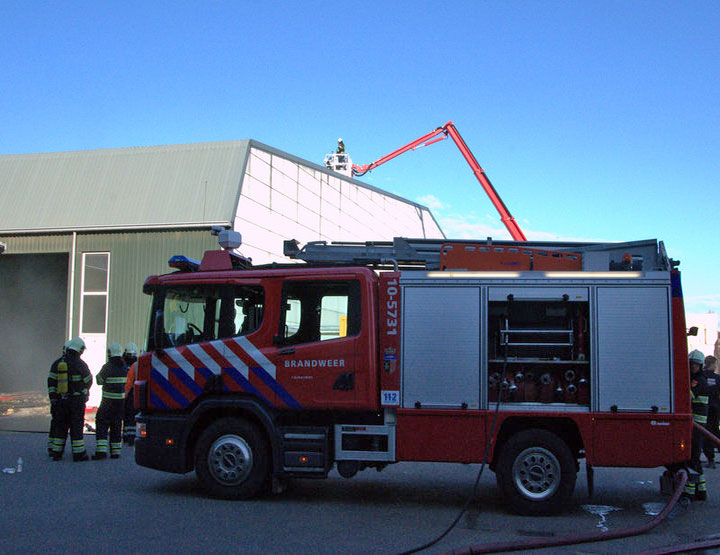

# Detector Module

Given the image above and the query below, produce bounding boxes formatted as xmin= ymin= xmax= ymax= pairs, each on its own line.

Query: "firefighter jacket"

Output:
xmin=124 ymin=362 xmax=136 ymax=395
xmin=691 ymin=372 xmax=710 ymax=425
xmin=702 ymin=369 xmax=720 ymax=411
xmin=96 ymin=357 xmax=128 ymax=402
xmin=48 ymin=354 xmax=92 ymax=400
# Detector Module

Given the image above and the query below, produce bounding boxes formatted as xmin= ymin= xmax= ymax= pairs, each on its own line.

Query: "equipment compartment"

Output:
xmin=487 ymin=292 xmax=590 ymax=407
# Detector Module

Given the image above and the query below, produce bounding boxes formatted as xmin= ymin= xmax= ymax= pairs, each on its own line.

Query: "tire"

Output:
xmin=194 ymin=417 xmax=270 ymax=499
xmin=496 ymin=429 xmax=576 ymax=515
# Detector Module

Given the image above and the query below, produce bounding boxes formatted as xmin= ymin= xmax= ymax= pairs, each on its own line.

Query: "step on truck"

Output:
xmin=134 ymin=230 xmax=692 ymax=515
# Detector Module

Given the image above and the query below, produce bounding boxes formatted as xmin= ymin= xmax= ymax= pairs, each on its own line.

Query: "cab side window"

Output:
xmin=219 ymin=285 xmax=264 ymax=338
xmin=279 ymin=280 xmax=360 ymax=346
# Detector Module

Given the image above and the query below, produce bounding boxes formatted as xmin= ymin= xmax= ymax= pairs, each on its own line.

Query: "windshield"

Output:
xmin=151 ymin=285 xmax=264 ymax=348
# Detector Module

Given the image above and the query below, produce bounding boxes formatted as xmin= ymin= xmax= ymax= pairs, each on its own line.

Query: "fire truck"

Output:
xmin=134 ymin=230 xmax=691 ymax=515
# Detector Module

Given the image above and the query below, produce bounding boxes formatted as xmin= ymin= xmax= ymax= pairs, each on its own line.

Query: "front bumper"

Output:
xmin=134 ymin=413 xmax=191 ymax=474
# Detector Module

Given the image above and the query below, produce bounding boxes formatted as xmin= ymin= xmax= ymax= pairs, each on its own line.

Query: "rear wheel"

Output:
xmin=496 ymin=429 xmax=576 ymax=515
xmin=195 ymin=418 xmax=270 ymax=499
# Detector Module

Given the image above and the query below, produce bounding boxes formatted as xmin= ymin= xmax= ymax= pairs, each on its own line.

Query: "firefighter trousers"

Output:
xmin=685 ymin=432 xmax=707 ymax=499
xmin=703 ymin=406 xmax=719 ymax=463
xmin=95 ymin=399 xmax=124 ymax=456
xmin=49 ymin=396 xmax=87 ymax=458
xmin=123 ymin=391 xmax=136 ymax=444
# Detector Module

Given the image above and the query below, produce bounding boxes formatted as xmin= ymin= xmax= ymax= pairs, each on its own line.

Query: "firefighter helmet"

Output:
xmin=67 ymin=337 xmax=86 ymax=353
xmin=124 ymin=342 xmax=138 ymax=357
xmin=689 ymin=349 xmax=705 ymax=365
xmin=108 ymin=342 xmax=123 ymax=357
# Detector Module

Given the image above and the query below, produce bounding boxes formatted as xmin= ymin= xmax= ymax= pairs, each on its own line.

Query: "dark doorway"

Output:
xmin=0 ymin=253 xmax=68 ymax=431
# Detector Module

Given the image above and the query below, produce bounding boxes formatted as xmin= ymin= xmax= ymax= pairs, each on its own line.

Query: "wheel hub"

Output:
xmin=208 ymin=434 xmax=254 ymax=486
xmin=512 ymin=446 xmax=561 ymax=500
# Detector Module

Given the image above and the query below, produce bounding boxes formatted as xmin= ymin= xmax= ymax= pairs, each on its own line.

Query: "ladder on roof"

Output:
xmin=284 ymin=237 xmax=445 ymax=269
xmin=284 ymin=238 xmax=589 ymax=271
xmin=283 ymin=237 xmax=668 ymax=272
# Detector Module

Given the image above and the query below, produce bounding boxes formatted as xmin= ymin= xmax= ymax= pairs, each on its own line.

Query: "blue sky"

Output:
xmin=1 ymin=1 xmax=718 ymax=320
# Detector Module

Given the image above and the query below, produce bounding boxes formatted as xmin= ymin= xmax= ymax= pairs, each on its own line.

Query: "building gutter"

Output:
xmin=0 ymin=222 xmax=231 ymax=235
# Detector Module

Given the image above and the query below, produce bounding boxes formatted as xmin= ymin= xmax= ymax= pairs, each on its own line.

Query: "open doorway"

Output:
xmin=0 ymin=253 xmax=68 ymax=431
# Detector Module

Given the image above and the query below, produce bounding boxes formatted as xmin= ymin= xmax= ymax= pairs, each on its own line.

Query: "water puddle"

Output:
xmin=643 ymin=502 xmax=664 ymax=516
xmin=581 ymin=504 xmax=621 ymax=532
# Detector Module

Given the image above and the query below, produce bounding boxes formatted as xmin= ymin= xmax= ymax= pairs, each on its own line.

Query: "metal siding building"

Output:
xmin=0 ymin=139 xmax=443 ymax=411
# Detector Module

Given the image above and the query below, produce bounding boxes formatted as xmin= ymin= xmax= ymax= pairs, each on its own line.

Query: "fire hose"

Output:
xmin=446 ymin=422 xmax=720 ymax=554
xmin=445 ymin=469 xmax=687 ymax=554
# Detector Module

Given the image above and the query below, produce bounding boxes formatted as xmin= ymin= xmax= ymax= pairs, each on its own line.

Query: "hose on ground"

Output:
xmin=449 ymin=423 xmax=720 ymax=554
xmin=446 ymin=469 xmax=688 ymax=554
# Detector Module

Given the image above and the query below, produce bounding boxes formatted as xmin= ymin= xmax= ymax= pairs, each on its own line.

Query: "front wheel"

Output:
xmin=195 ymin=418 xmax=270 ymax=499
xmin=496 ymin=429 xmax=576 ymax=515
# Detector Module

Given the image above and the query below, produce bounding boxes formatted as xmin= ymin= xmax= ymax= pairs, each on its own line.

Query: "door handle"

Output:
xmin=279 ymin=348 xmax=295 ymax=355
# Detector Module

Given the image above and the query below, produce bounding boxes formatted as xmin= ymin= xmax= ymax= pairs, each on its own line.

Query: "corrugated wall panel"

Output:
xmin=74 ymin=230 xmax=217 ymax=350
xmin=0 ymin=234 xmax=72 ymax=254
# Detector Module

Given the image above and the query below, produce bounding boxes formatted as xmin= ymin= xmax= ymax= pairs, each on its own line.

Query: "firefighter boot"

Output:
xmin=73 ymin=451 xmax=89 ymax=462
xmin=91 ymin=452 xmax=107 ymax=460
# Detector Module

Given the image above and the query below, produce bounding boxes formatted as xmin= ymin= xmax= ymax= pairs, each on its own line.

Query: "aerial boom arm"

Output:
xmin=351 ymin=121 xmax=527 ymax=241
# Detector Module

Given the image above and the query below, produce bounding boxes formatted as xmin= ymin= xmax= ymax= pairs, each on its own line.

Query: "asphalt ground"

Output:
xmin=3 ymin=430 xmax=720 ymax=554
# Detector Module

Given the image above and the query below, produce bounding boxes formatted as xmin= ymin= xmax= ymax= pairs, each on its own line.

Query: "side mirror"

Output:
xmin=687 ymin=326 xmax=698 ymax=337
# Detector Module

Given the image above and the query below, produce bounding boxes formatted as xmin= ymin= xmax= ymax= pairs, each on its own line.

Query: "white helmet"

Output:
xmin=689 ymin=349 xmax=705 ymax=365
xmin=124 ymin=342 xmax=138 ymax=357
xmin=338 ymin=138 xmax=343 ymax=142
xmin=108 ymin=342 xmax=123 ymax=357
xmin=67 ymin=337 xmax=86 ymax=353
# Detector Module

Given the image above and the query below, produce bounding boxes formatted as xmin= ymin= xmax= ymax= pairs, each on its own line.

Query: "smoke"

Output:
xmin=0 ymin=254 xmax=68 ymax=394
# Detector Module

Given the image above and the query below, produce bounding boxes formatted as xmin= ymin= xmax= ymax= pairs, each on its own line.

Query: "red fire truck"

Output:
xmin=134 ymin=231 xmax=691 ymax=515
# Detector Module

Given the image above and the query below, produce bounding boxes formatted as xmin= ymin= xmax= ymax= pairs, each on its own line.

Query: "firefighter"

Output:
xmin=336 ymin=138 xmax=345 ymax=154
xmin=92 ymin=342 xmax=128 ymax=460
xmin=702 ymin=354 xmax=720 ymax=468
xmin=685 ymin=349 xmax=709 ymax=500
xmin=703 ymin=355 xmax=720 ymax=466
xmin=47 ymin=337 xmax=93 ymax=461
xmin=122 ymin=342 xmax=138 ymax=445
xmin=47 ymin=340 xmax=71 ymax=456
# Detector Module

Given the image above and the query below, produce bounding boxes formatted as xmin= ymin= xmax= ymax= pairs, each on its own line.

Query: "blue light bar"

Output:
xmin=168 ymin=255 xmax=200 ymax=272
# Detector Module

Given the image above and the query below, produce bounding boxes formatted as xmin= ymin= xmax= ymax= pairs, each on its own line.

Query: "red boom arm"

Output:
xmin=352 ymin=121 xmax=527 ymax=241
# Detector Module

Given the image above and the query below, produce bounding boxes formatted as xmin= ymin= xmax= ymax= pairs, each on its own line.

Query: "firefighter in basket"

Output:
xmin=685 ymin=349 xmax=710 ymax=500
xmin=92 ymin=342 xmax=128 ymax=460
xmin=47 ymin=337 xmax=93 ymax=461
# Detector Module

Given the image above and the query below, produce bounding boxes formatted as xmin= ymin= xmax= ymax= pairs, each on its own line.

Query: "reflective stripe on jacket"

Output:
xmin=96 ymin=357 xmax=128 ymax=402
